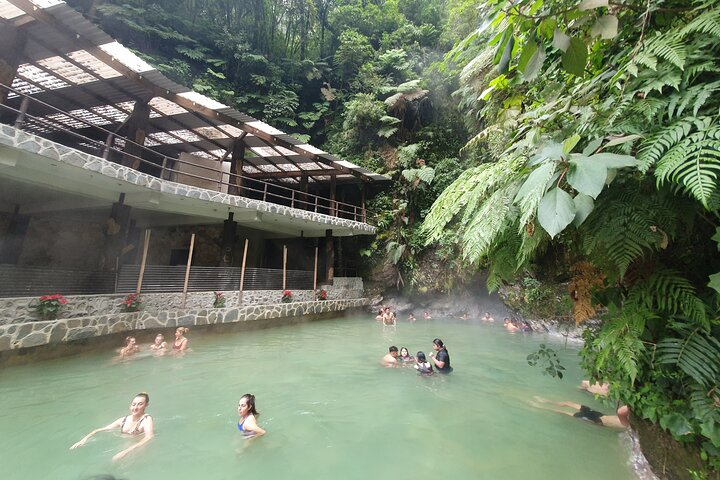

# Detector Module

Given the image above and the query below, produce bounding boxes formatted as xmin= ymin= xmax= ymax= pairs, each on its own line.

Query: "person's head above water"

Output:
xmin=388 ymin=346 xmax=399 ymax=356
xmin=176 ymin=327 xmax=189 ymax=336
xmin=416 ymin=351 xmax=427 ymax=362
xmin=154 ymin=334 xmax=164 ymax=344
xmin=616 ymin=405 xmax=630 ymax=427
xmin=432 ymin=338 xmax=445 ymax=349
xmin=129 ymin=392 xmax=149 ymax=415
xmin=400 ymin=347 xmax=410 ymax=357
xmin=124 ymin=336 xmax=136 ymax=346
xmin=238 ymin=393 xmax=259 ymax=417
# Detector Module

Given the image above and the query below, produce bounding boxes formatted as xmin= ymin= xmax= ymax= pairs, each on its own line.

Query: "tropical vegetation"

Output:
xmin=69 ymin=0 xmax=720 ymax=472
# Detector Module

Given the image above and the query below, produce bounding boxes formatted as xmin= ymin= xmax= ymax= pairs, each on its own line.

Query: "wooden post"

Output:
xmin=313 ymin=244 xmax=318 ymax=291
xmin=135 ymin=229 xmax=151 ymax=294
xmin=238 ymin=238 xmax=249 ymax=305
xmin=0 ymin=23 xmax=26 ymax=105
xmin=13 ymin=96 xmax=30 ymax=129
xmin=329 ymin=176 xmax=337 ymax=217
xmin=229 ymin=134 xmax=246 ymax=196
xmin=325 ymin=229 xmax=334 ymax=283
xmin=122 ymin=99 xmax=150 ymax=169
xmin=181 ymin=233 xmax=196 ymax=309
xmin=282 ymin=244 xmax=287 ymax=290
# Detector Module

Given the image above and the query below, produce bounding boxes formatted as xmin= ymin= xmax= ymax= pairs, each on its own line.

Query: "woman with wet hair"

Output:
xmin=172 ymin=327 xmax=189 ymax=353
xmin=430 ymin=338 xmax=453 ymax=373
xmin=237 ymin=393 xmax=266 ymax=437
xmin=70 ymin=392 xmax=155 ymax=461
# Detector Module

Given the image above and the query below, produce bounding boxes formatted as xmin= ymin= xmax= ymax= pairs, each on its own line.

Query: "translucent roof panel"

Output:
xmin=0 ymin=3 xmax=24 ymax=19
xmin=99 ymin=41 xmax=155 ymax=74
xmin=16 ymin=64 xmax=68 ymax=91
xmin=67 ymin=50 xmax=123 ymax=80
xmin=148 ymin=97 xmax=188 ymax=117
xmin=36 ymin=56 xmax=98 ymax=86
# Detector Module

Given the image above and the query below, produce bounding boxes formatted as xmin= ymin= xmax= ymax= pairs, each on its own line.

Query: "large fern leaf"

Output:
xmin=627 ymin=270 xmax=708 ymax=328
xmin=657 ymin=324 xmax=720 ymax=387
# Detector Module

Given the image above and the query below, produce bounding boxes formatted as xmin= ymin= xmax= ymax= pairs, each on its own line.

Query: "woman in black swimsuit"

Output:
xmin=70 ymin=392 xmax=155 ymax=461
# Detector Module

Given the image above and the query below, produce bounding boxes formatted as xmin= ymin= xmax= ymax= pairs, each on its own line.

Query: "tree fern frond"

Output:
xmin=657 ymin=324 xmax=720 ymax=387
xmin=655 ymin=121 xmax=720 ymax=209
xmin=680 ymin=7 xmax=720 ymax=39
xmin=638 ymin=118 xmax=695 ymax=172
xmin=627 ymin=270 xmax=708 ymax=327
xmin=461 ymin=186 xmax=517 ymax=264
xmin=595 ymin=309 xmax=648 ymax=385
xmin=644 ymin=34 xmax=687 ymax=70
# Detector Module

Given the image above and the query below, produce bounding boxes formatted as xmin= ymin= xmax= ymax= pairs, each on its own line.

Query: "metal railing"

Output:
xmin=0 ymin=264 xmax=116 ymax=297
xmin=115 ymin=265 xmax=313 ymax=293
xmin=0 ymin=84 xmax=368 ymax=222
xmin=0 ymin=264 xmax=314 ymax=298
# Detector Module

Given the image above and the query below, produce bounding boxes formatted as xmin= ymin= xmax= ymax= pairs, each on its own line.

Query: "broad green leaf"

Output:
xmin=605 ymin=168 xmax=618 ymax=184
xmin=552 ymin=28 xmax=570 ymax=51
xmin=604 ymin=134 xmax=641 ymax=148
xmin=591 ymin=15 xmax=618 ymax=39
xmin=709 ymin=272 xmax=720 ymax=294
xmin=523 ymin=47 xmax=546 ymax=80
xmin=582 ymin=137 xmax=604 ymax=155
xmin=660 ymin=413 xmax=693 ymax=437
xmin=711 ymin=227 xmax=720 ymax=249
xmin=538 ymin=188 xmax=576 ymax=238
xmin=572 ymin=193 xmax=594 ymax=227
xmin=568 ymin=156 xmax=608 ymax=199
xmin=579 ymin=0 xmax=608 ymax=10
xmin=498 ymin=34 xmax=515 ymax=74
xmin=590 ymin=153 xmax=638 ymax=168
xmin=538 ymin=18 xmax=556 ymax=40
xmin=514 ymin=161 xmax=556 ymax=202
xmin=518 ymin=41 xmax=538 ymax=73
xmin=562 ymin=38 xmax=588 ymax=76
xmin=528 ymin=142 xmax=564 ymax=166
xmin=563 ymin=134 xmax=581 ymax=155
xmin=494 ymin=27 xmax=511 ymax=64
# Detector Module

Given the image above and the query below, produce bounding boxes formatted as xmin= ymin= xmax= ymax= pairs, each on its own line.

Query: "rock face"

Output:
xmin=631 ymin=417 xmax=713 ymax=480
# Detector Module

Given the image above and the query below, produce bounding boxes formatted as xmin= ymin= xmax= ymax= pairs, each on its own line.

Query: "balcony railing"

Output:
xmin=0 ymin=84 xmax=368 ymax=222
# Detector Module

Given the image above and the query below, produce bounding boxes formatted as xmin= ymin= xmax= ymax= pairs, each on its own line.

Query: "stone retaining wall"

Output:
xmin=0 ymin=298 xmax=370 ymax=352
xmin=0 ymin=284 xmax=362 ymax=325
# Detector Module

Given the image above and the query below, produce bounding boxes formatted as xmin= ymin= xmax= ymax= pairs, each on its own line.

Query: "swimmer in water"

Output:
xmin=237 ymin=393 xmax=265 ymax=437
xmin=149 ymin=334 xmax=167 ymax=352
xmin=381 ymin=346 xmax=399 ymax=367
xmin=429 ymin=338 xmax=452 ymax=373
xmin=119 ymin=336 xmax=139 ymax=358
xmin=70 ymin=393 xmax=155 ymax=461
xmin=398 ymin=347 xmax=415 ymax=364
xmin=172 ymin=327 xmax=189 ymax=353
xmin=529 ymin=396 xmax=630 ymax=429
xmin=414 ymin=351 xmax=434 ymax=376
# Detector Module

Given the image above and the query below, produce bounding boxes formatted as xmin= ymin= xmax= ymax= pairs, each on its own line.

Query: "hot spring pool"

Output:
xmin=0 ymin=315 xmax=639 ymax=479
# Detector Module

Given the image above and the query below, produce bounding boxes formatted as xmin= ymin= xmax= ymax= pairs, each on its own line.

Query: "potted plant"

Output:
xmin=317 ymin=289 xmax=327 ymax=301
xmin=120 ymin=293 xmax=142 ymax=312
xmin=281 ymin=290 xmax=293 ymax=303
xmin=213 ymin=291 xmax=226 ymax=308
xmin=33 ymin=294 xmax=68 ymax=320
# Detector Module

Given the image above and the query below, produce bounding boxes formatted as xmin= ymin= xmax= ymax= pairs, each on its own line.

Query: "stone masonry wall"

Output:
xmin=0 ymin=298 xmax=371 ymax=352
xmin=0 ymin=281 xmax=363 ymax=325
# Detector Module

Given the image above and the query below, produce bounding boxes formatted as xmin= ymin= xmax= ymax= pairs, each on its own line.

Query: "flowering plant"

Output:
xmin=317 ymin=289 xmax=327 ymax=301
xmin=33 ymin=294 xmax=68 ymax=320
xmin=213 ymin=291 xmax=226 ymax=308
xmin=120 ymin=293 xmax=142 ymax=312
xmin=281 ymin=290 xmax=293 ymax=303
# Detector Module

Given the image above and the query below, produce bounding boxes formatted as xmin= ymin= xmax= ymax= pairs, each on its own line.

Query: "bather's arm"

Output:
xmin=70 ymin=417 xmax=124 ymax=449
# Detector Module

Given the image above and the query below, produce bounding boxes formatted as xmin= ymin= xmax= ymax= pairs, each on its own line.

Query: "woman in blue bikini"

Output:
xmin=237 ymin=393 xmax=265 ymax=437
xmin=70 ymin=392 xmax=155 ymax=461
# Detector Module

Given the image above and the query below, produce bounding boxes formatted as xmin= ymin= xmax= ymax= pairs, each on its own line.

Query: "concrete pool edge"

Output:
xmin=0 ymin=298 xmax=371 ymax=360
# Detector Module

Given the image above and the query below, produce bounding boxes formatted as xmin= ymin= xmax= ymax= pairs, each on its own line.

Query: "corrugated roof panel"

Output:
xmin=178 ymin=91 xmax=227 ymax=110
xmin=67 ymin=50 xmax=122 ymax=79
xmin=36 ymin=55 xmax=97 ymax=85
xmin=99 ymin=41 xmax=155 ymax=74
xmin=0 ymin=2 xmax=24 ymax=19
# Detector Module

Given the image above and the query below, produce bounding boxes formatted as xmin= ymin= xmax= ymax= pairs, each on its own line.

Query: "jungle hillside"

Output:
xmin=69 ymin=0 xmax=720 ymax=476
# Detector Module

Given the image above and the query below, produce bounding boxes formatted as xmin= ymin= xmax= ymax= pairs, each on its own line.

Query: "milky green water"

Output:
xmin=0 ymin=316 xmax=636 ymax=480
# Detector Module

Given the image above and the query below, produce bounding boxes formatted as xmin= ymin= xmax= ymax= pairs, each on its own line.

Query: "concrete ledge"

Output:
xmin=0 ymin=298 xmax=370 ymax=352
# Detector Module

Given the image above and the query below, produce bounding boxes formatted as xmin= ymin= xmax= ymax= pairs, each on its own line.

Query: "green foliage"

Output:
xmin=527 ymin=344 xmax=566 ymax=379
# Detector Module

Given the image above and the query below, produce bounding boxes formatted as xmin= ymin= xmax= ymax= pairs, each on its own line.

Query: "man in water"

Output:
xmin=529 ymin=396 xmax=630 ymax=429
xmin=381 ymin=346 xmax=399 ymax=367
